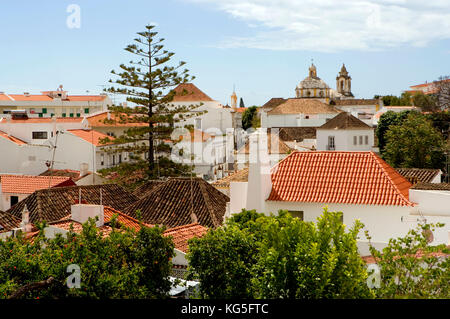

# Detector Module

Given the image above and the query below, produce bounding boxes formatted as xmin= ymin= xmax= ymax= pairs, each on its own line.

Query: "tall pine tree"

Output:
xmin=103 ymin=24 xmax=203 ymax=188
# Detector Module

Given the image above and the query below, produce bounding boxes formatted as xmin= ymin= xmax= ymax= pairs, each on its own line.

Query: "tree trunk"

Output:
xmin=8 ymin=277 xmax=55 ymax=299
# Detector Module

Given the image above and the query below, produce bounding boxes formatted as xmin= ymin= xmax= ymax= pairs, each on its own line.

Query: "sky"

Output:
xmin=0 ymin=0 xmax=450 ymax=106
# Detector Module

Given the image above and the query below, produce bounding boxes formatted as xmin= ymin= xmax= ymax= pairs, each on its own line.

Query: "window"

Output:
xmin=288 ymin=211 xmax=304 ymax=220
xmin=328 ymin=136 xmax=335 ymax=150
xmin=359 ymin=136 xmax=363 ymax=145
xmin=353 ymin=136 xmax=357 ymax=145
xmin=365 ymin=135 xmax=369 ymax=145
xmin=101 ymin=154 xmax=104 ymax=166
xmin=112 ymin=155 xmax=116 ymax=165
xmin=10 ymin=196 xmax=19 ymax=207
xmin=62 ymin=113 xmax=66 ymax=117
xmin=32 ymin=131 xmax=48 ymax=139
xmin=42 ymin=108 xmax=47 ymax=114
xmin=305 ymin=115 xmax=310 ymax=119
xmin=38 ymin=113 xmax=43 ymax=118
xmin=76 ymin=113 xmax=81 ymax=117
xmin=84 ymin=108 xmax=89 ymax=114
xmin=69 ymin=113 xmax=74 ymax=117
xmin=119 ymin=154 xmax=122 ymax=163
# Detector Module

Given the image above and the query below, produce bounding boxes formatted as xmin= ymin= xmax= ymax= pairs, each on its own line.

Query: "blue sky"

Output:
xmin=1 ymin=0 xmax=449 ymax=106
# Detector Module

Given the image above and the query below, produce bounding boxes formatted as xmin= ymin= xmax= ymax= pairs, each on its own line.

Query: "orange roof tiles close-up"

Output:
xmin=0 ymin=175 xmax=75 ymax=194
xmin=267 ymin=151 xmax=413 ymax=206
xmin=163 ymin=223 xmax=208 ymax=253
xmin=68 ymin=129 xmax=115 ymax=146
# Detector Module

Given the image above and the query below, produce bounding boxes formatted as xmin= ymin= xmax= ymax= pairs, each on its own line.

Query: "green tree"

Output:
xmin=239 ymin=98 xmax=245 ymax=108
xmin=366 ymin=223 xmax=449 ymax=298
xmin=242 ymin=106 xmax=259 ymax=130
xmin=383 ymin=112 xmax=446 ymax=169
xmin=187 ymin=208 xmax=373 ymax=299
xmin=0 ymin=218 xmax=175 ymax=299
xmin=412 ymin=92 xmax=438 ymax=112
xmin=104 ymin=23 xmax=202 ymax=185
xmin=376 ymin=110 xmax=411 ymax=153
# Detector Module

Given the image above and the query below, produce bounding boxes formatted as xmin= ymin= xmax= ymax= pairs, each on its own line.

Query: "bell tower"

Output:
xmin=336 ymin=64 xmax=353 ymax=97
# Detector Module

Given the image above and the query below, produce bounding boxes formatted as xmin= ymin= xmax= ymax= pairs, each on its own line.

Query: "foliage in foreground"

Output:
xmin=0 ymin=218 xmax=174 ymax=299
xmin=187 ymin=208 xmax=373 ymax=299
xmin=366 ymin=223 xmax=449 ymax=299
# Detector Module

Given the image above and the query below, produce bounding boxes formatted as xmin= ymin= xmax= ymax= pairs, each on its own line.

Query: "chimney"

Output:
xmin=21 ymin=205 xmax=33 ymax=233
xmin=245 ymin=129 xmax=272 ymax=214
xmin=71 ymin=204 xmax=104 ymax=227
xmin=79 ymin=163 xmax=89 ymax=177
xmin=190 ymin=212 xmax=198 ymax=224
xmin=107 ymin=111 xmax=111 ymax=120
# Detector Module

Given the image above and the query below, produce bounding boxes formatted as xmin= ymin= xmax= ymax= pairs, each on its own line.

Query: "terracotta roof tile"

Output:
xmin=0 ymin=210 xmax=21 ymax=233
xmin=332 ymin=99 xmax=380 ymax=106
xmin=411 ymin=182 xmax=450 ymax=191
xmin=125 ymin=178 xmax=229 ymax=228
xmin=163 ymin=223 xmax=208 ymax=253
xmin=268 ymin=151 xmax=413 ymax=206
xmin=395 ymin=168 xmax=441 ymax=184
xmin=0 ymin=175 xmax=75 ymax=194
xmin=170 ymin=83 xmax=214 ymax=102
xmin=39 ymin=169 xmax=85 ymax=181
xmin=7 ymin=184 xmax=138 ymax=224
xmin=87 ymin=112 xmax=147 ymax=128
xmin=67 ymin=129 xmax=115 ymax=146
xmin=318 ymin=112 xmax=372 ymax=130
xmin=212 ymin=168 xmax=249 ymax=188
xmin=262 ymin=98 xmax=287 ymax=110
xmin=268 ymin=98 xmax=341 ymax=115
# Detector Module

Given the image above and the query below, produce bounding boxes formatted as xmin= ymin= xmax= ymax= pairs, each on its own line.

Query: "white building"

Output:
xmin=0 ymin=87 xmax=112 ymax=117
xmin=316 ymin=112 xmax=375 ymax=151
xmin=261 ymin=98 xmax=342 ymax=128
xmin=170 ymin=83 xmax=233 ymax=133
xmin=228 ymin=133 xmax=450 ymax=255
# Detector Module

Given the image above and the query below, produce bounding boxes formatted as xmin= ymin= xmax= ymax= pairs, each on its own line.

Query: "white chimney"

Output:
xmin=21 ymin=205 xmax=33 ymax=233
xmin=107 ymin=111 xmax=111 ymax=120
xmin=71 ymin=204 xmax=104 ymax=227
xmin=79 ymin=163 xmax=89 ymax=177
xmin=245 ymin=129 xmax=272 ymax=214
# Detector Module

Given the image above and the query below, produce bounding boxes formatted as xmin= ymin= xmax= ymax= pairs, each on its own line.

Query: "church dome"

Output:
xmin=297 ymin=77 xmax=330 ymax=90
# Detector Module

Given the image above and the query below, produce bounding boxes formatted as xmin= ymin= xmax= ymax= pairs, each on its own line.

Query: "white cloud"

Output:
xmin=189 ymin=0 xmax=450 ymax=52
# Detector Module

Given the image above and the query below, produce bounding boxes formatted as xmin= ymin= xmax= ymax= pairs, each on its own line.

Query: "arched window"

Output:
xmin=340 ymin=80 xmax=344 ymax=91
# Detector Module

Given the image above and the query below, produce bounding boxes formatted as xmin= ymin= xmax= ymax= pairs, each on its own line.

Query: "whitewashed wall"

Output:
xmin=316 ymin=128 xmax=374 ymax=151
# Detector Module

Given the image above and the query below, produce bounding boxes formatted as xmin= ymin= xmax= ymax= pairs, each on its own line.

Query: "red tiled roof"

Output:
xmin=0 ymin=131 xmax=27 ymax=145
xmin=170 ymin=83 xmax=214 ymax=102
xmin=0 ymin=175 xmax=75 ymax=194
xmin=87 ymin=111 xmax=147 ymax=127
xmin=0 ymin=93 xmax=107 ymax=102
xmin=47 ymin=206 xmax=153 ymax=238
xmin=68 ymin=129 xmax=115 ymax=146
xmin=64 ymin=95 xmax=107 ymax=102
xmin=7 ymin=94 xmax=53 ymax=101
xmin=0 ymin=118 xmax=84 ymax=124
xmin=163 ymin=223 xmax=208 ymax=253
xmin=267 ymin=151 xmax=413 ymax=206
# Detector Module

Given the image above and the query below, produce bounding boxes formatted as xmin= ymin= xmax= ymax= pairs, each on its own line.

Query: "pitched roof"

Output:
xmin=86 ymin=112 xmax=147 ymax=128
xmin=267 ymin=151 xmax=413 ymax=206
xmin=238 ymin=132 xmax=292 ymax=154
xmin=268 ymin=98 xmax=341 ymax=115
xmin=0 ymin=93 xmax=107 ymax=102
xmin=333 ymin=99 xmax=379 ymax=106
xmin=318 ymin=112 xmax=372 ymax=130
xmin=39 ymin=169 xmax=86 ymax=181
xmin=132 ymin=180 xmax=166 ymax=199
xmin=0 ymin=210 xmax=21 ymax=233
xmin=0 ymin=117 xmax=84 ymax=124
xmin=0 ymin=175 xmax=76 ymax=194
xmin=125 ymin=178 xmax=229 ymax=228
xmin=163 ymin=223 xmax=208 ymax=253
xmin=67 ymin=129 xmax=115 ymax=146
xmin=0 ymin=131 xmax=27 ymax=145
xmin=212 ymin=168 xmax=249 ymax=189
xmin=276 ymin=127 xmax=317 ymax=142
xmin=395 ymin=168 xmax=441 ymax=184
xmin=262 ymin=98 xmax=287 ymax=110
xmin=170 ymin=83 xmax=214 ymax=102
xmin=48 ymin=206 xmax=152 ymax=238
xmin=7 ymin=184 xmax=139 ymax=224
xmin=411 ymin=182 xmax=450 ymax=191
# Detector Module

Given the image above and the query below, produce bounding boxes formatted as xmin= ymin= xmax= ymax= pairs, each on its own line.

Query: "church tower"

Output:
xmin=336 ymin=64 xmax=353 ymax=97
xmin=231 ymin=88 xmax=237 ymax=110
